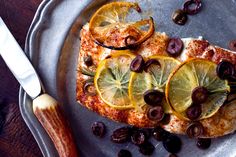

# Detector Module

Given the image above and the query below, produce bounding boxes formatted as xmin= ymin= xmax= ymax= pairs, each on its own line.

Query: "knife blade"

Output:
xmin=0 ymin=17 xmax=78 ymax=157
xmin=0 ymin=18 xmax=41 ymax=99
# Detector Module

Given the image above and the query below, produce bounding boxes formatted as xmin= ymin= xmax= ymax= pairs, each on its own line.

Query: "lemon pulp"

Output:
xmin=166 ymin=58 xmax=230 ymax=120
xmin=129 ymin=55 xmax=180 ymax=112
xmin=94 ymin=51 xmax=135 ymax=109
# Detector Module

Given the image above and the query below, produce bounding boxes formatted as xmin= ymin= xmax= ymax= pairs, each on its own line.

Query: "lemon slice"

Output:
xmin=166 ymin=58 xmax=230 ymax=120
xmin=89 ymin=2 xmax=154 ymax=50
xmin=129 ymin=72 xmax=152 ymax=111
xmin=94 ymin=51 xmax=135 ymax=109
xmin=129 ymin=55 xmax=180 ymax=112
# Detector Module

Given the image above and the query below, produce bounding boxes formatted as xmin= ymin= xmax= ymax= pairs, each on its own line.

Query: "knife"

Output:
xmin=0 ymin=17 xmax=78 ymax=157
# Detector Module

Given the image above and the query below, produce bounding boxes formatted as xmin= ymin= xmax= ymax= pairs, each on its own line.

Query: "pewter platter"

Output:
xmin=19 ymin=0 xmax=236 ymax=156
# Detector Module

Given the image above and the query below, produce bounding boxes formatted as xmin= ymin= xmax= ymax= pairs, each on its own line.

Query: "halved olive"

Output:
xmin=135 ymin=5 xmax=142 ymax=13
xmin=172 ymin=9 xmax=188 ymax=25
xmin=216 ymin=60 xmax=235 ymax=80
xmin=83 ymin=79 xmax=96 ymax=96
xmin=131 ymin=130 xmax=146 ymax=145
xmin=124 ymin=17 xmax=155 ymax=50
xmin=118 ymin=149 xmax=132 ymax=157
xmin=84 ymin=55 xmax=93 ymax=67
xmin=161 ymin=114 xmax=171 ymax=125
xmin=144 ymin=89 xmax=164 ymax=106
xmin=130 ymin=55 xmax=145 ymax=73
xmin=196 ymin=138 xmax=211 ymax=150
xmin=147 ymin=106 xmax=164 ymax=121
xmin=183 ymin=0 xmax=202 ymax=15
xmin=167 ymin=38 xmax=184 ymax=57
xmin=131 ymin=127 xmax=152 ymax=142
xmin=186 ymin=122 xmax=204 ymax=138
xmin=144 ymin=59 xmax=161 ymax=72
xmin=138 ymin=141 xmax=155 ymax=156
xmin=152 ymin=126 xmax=170 ymax=141
xmin=191 ymin=86 xmax=208 ymax=104
xmin=228 ymin=74 xmax=236 ymax=83
xmin=186 ymin=104 xmax=202 ymax=120
xmin=91 ymin=121 xmax=106 ymax=138
xmin=229 ymin=40 xmax=236 ymax=51
xmin=125 ymin=35 xmax=138 ymax=47
xmin=163 ymin=134 xmax=182 ymax=153
xmin=111 ymin=127 xmax=132 ymax=143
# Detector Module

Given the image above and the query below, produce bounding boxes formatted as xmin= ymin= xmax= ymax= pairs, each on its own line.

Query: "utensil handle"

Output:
xmin=33 ymin=94 xmax=78 ymax=157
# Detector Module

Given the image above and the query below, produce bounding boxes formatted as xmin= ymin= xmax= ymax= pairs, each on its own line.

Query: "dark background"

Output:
xmin=0 ymin=0 xmax=43 ymax=156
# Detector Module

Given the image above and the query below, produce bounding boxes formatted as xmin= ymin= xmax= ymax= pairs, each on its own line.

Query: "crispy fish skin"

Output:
xmin=76 ymin=24 xmax=236 ymax=137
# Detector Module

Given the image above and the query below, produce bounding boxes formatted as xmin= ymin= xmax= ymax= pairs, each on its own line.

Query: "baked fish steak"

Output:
xmin=76 ymin=23 xmax=236 ymax=138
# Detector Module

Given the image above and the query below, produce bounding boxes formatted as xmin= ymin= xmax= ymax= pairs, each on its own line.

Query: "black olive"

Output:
xmin=186 ymin=104 xmax=202 ymax=120
xmin=186 ymin=122 xmax=204 ymax=138
xmin=228 ymin=74 xmax=236 ymax=83
xmin=141 ymin=128 xmax=152 ymax=140
xmin=144 ymin=89 xmax=164 ymax=106
xmin=172 ymin=9 xmax=188 ymax=25
xmin=144 ymin=59 xmax=161 ymax=72
xmin=0 ymin=111 xmax=4 ymax=133
xmin=191 ymin=86 xmax=208 ymax=104
xmin=118 ymin=149 xmax=132 ymax=157
xmin=0 ymin=98 xmax=5 ymax=105
xmin=229 ymin=40 xmax=236 ymax=51
xmin=138 ymin=141 xmax=155 ymax=156
xmin=160 ymin=114 xmax=171 ymax=125
xmin=132 ymin=127 xmax=152 ymax=140
xmin=105 ymin=55 xmax=112 ymax=59
xmin=216 ymin=60 xmax=235 ymax=80
xmin=147 ymin=106 xmax=164 ymax=121
xmin=0 ymin=99 xmax=6 ymax=133
xmin=130 ymin=55 xmax=145 ymax=73
xmin=130 ymin=126 xmax=139 ymax=132
xmin=196 ymin=138 xmax=211 ymax=150
xmin=135 ymin=5 xmax=142 ymax=13
xmin=125 ymin=36 xmax=138 ymax=46
xmin=167 ymin=38 xmax=184 ymax=57
xmin=152 ymin=126 xmax=170 ymax=141
xmin=84 ymin=55 xmax=93 ymax=66
xmin=83 ymin=80 xmax=96 ymax=96
xmin=163 ymin=134 xmax=182 ymax=153
xmin=183 ymin=0 xmax=202 ymax=15
xmin=131 ymin=130 xmax=146 ymax=145
xmin=111 ymin=127 xmax=132 ymax=143
xmin=91 ymin=121 xmax=106 ymax=138
xmin=169 ymin=154 xmax=178 ymax=157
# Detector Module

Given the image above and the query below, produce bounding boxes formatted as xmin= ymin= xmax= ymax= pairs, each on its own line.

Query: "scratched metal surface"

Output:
xmin=20 ymin=0 xmax=236 ymax=157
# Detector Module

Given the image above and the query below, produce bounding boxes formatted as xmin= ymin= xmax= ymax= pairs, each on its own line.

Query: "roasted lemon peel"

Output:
xmin=89 ymin=2 xmax=155 ymax=50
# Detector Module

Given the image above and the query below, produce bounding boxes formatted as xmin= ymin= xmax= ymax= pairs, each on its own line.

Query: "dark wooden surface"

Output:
xmin=0 ymin=0 xmax=43 ymax=156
